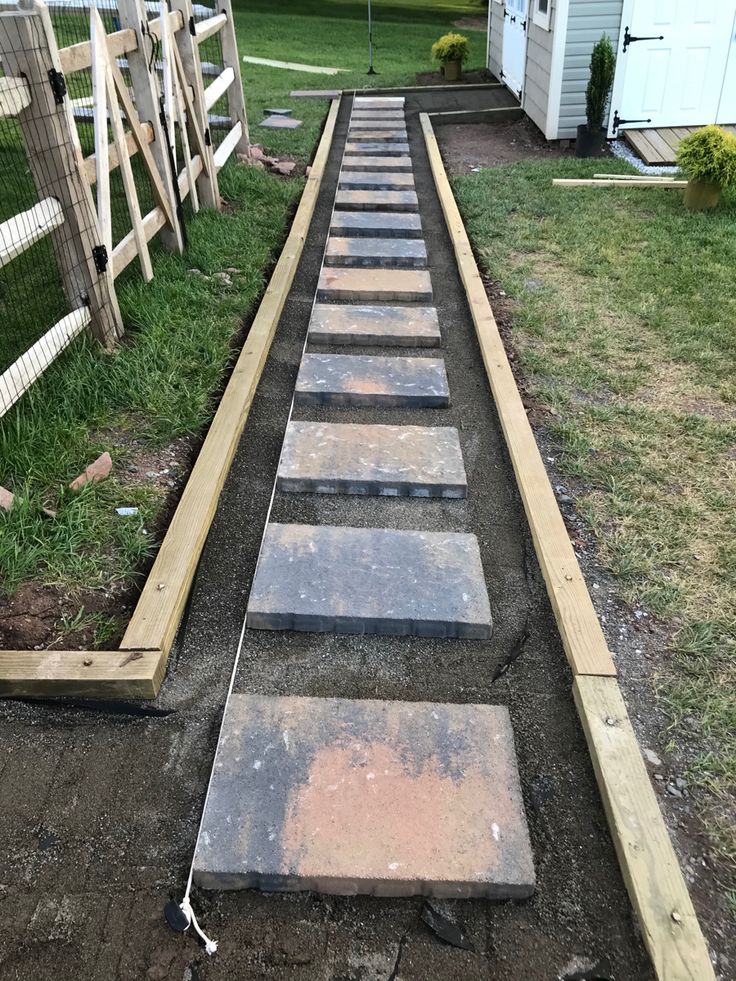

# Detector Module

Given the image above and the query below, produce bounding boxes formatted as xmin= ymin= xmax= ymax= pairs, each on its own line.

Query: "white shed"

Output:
xmin=487 ymin=1 xmax=736 ymax=141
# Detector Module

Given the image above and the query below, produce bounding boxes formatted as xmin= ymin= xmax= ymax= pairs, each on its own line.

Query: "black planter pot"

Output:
xmin=575 ymin=123 xmax=606 ymax=158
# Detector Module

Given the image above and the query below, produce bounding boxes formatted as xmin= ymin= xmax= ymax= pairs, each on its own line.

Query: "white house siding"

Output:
xmin=524 ymin=19 xmax=554 ymax=134
xmin=487 ymin=3 xmax=504 ymax=80
xmin=558 ymin=0 xmax=623 ymax=138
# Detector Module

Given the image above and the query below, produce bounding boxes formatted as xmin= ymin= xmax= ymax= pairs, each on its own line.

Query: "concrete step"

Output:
xmin=278 ymin=421 xmax=467 ymax=497
xmin=344 ymin=142 xmax=410 ymax=156
xmin=339 ymin=171 xmax=415 ymax=191
xmin=335 ymin=190 xmax=418 ymax=213
xmin=192 ymin=694 xmax=535 ymax=898
xmin=324 ymin=237 xmax=427 ymax=269
xmin=317 ymin=267 xmax=432 ymax=302
xmin=295 ymin=353 xmax=448 ymax=407
xmin=349 ymin=118 xmax=405 ymax=130
xmin=351 ymin=111 xmax=405 ymax=122
xmin=354 ymin=96 xmax=405 ymax=107
xmin=342 ymin=155 xmax=413 ymax=172
xmin=347 ymin=129 xmax=408 ymax=142
xmin=330 ymin=211 xmax=422 ymax=238
xmin=247 ymin=523 xmax=491 ymax=637
xmin=309 ymin=303 xmax=441 ymax=347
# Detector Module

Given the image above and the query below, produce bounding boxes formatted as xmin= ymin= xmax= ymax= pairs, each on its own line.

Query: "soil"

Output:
xmin=434 ymin=122 xmax=735 ymax=975
xmin=414 ymin=68 xmax=496 ymax=88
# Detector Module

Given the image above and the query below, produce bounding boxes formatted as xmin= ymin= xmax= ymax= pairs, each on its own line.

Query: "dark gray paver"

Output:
xmin=246 ymin=524 xmax=491 ymax=637
xmin=295 ymin=353 xmax=448 ymax=407
xmin=347 ymin=129 xmax=408 ymax=142
xmin=344 ymin=142 xmax=411 ymax=156
xmin=324 ymin=237 xmax=427 ymax=269
xmin=278 ymin=421 xmax=466 ymax=497
xmin=342 ymin=154 xmax=413 ymax=172
xmin=330 ymin=211 xmax=422 ymax=238
xmin=259 ymin=116 xmax=303 ymax=129
xmin=335 ymin=190 xmax=418 ymax=212
xmin=192 ymin=694 xmax=534 ymax=897
xmin=339 ymin=171 xmax=415 ymax=191
xmin=349 ymin=118 xmax=405 ymax=130
xmin=317 ymin=267 xmax=432 ymax=302
xmin=351 ymin=111 xmax=405 ymax=122
xmin=308 ymin=303 xmax=441 ymax=347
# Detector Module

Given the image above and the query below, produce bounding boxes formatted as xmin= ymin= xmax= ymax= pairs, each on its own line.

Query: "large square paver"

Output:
xmin=330 ymin=211 xmax=422 ymax=238
xmin=246 ymin=524 xmax=491 ymax=637
xmin=295 ymin=353 xmax=448 ymax=407
xmin=192 ymin=694 xmax=535 ymax=898
xmin=324 ymin=237 xmax=427 ymax=269
xmin=317 ymin=267 xmax=432 ymax=302
xmin=308 ymin=303 xmax=441 ymax=347
xmin=335 ymin=189 xmax=418 ymax=213
xmin=278 ymin=421 xmax=467 ymax=497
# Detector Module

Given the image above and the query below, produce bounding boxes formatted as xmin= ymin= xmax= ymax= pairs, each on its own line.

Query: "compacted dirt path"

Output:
xmin=0 ymin=95 xmax=653 ymax=980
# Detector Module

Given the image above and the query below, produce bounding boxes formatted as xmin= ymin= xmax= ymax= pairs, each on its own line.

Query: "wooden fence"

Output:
xmin=0 ymin=0 xmax=249 ymax=416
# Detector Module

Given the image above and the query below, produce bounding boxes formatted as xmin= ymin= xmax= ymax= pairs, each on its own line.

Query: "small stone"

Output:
xmin=643 ymin=748 xmax=662 ymax=767
xmin=0 ymin=485 xmax=14 ymax=512
xmin=69 ymin=452 xmax=113 ymax=492
xmin=675 ymin=777 xmax=688 ymax=790
xmin=213 ymin=272 xmax=233 ymax=286
xmin=666 ymin=784 xmax=683 ymax=798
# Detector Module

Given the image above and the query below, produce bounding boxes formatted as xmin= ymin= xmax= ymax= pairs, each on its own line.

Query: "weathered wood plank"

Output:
xmin=0 ymin=197 xmax=64 ymax=269
xmin=0 ymin=74 xmax=31 ymax=116
xmin=553 ymin=178 xmax=686 ymax=188
xmin=0 ymin=649 xmax=163 ymax=698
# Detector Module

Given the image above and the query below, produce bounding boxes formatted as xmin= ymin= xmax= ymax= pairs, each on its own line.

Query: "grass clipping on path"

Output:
xmin=0 ymin=163 xmax=302 ymax=606
xmin=454 ymin=159 xmax=736 ymax=862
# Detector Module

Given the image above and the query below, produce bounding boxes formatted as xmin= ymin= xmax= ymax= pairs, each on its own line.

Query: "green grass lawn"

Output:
xmin=453 ymin=158 xmax=736 ymax=865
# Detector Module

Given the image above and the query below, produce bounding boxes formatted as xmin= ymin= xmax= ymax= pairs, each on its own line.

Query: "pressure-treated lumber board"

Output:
xmin=0 ymin=196 xmax=64 ymax=269
xmin=593 ymin=173 xmax=674 ymax=181
xmin=57 ymin=9 xmax=182 ymax=74
xmin=204 ymin=65 xmax=234 ymax=111
xmin=0 ymin=74 xmax=31 ymax=116
xmin=553 ymin=178 xmax=686 ymax=189
xmin=214 ymin=120 xmax=242 ymax=170
xmin=194 ymin=11 xmax=227 ymax=43
xmin=83 ymin=121 xmax=154 ymax=185
xmin=0 ymin=650 xmax=163 ymax=698
xmin=574 ymin=676 xmax=715 ymax=981
xmin=119 ymin=99 xmax=341 ymax=675
xmin=421 ymin=112 xmax=615 ymax=678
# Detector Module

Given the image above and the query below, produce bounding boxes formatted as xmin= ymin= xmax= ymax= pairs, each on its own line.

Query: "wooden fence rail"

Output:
xmin=0 ymin=0 xmax=249 ymax=417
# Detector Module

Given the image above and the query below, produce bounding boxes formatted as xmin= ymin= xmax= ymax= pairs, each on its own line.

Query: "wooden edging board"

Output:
xmin=0 ymin=97 xmax=341 ymax=700
xmin=419 ymin=111 xmax=714 ymax=981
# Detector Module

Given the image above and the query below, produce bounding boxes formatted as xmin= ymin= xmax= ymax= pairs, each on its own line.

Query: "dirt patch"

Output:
xmin=453 ymin=16 xmax=488 ymax=31
xmin=415 ymin=67 xmax=496 ymax=87
xmin=438 ymin=117 xmax=575 ymax=173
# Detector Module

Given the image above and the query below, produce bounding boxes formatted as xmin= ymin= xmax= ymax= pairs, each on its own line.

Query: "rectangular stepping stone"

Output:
xmin=295 ymin=353 xmax=448 ymax=407
xmin=325 ymin=237 xmax=427 ymax=269
xmin=345 ymin=142 xmax=410 ymax=156
xmin=342 ymin=155 xmax=413 ymax=172
xmin=193 ymin=694 xmax=534 ymax=897
xmin=247 ymin=524 xmax=491 ymax=637
xmin=351 ymin=111 xmax=405 ymax=121
xmin=278 ymin=422 xmax=466 ymax=497
xmin=335 ymin=190 xmax=418 ymax=213
xmin=331 ymin=211 xmax=422 ymax=238
xmin=354 ymin=96 xmax=405 ymax=107
xmin=349 ymin=118 xmax=405 ymax=130
xmin=259 ymin=115 xmax=303 ymax=129
xmin=339 ymin=171 xmax=415 ymax=191
xmin=348 ymin=129 xmax=408 ymax=142
xmin=317 ymin=267 xmax=432 ymax=302
xmin=309 ymin=303 xmax=441 ymax=347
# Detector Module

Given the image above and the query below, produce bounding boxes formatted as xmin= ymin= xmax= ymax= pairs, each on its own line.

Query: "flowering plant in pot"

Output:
xmin=676 ymin=125 xmax=736 ymax=209
xmin=576 ymin=34 xmax=615 ymax=157
xmin=431 ymin=32 xmax=469 ymax=82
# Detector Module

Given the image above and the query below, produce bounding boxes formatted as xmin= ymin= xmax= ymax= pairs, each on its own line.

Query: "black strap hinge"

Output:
xmin=612 ymin=110 xmax=652 ymax=132
xmin=204 ymin=128 xmax=212 ymax=146
xmin=48 ymin=68 xmax=66 ymax=104
xmin=92 ymin=244 xmax=108 ymax=274
xmin=623 ymin=26 xmax=664 ymax=52
xmin=188 ymin=15 xmax=196 ymax=35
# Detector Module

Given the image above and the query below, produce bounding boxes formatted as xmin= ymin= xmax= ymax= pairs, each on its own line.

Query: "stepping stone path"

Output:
xmin=194 ymin=96 xmax=535 ymax=901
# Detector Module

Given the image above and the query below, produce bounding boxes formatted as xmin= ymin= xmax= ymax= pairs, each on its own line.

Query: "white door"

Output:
xmin=609 ymin=0 xmax=736 ymax=135
xmin=717 ymin=9 xmax=736 ymax=123
xmin=502 ymin=0 xmax=528 ymax=100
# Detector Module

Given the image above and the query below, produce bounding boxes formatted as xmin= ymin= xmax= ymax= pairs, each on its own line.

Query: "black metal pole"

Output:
xmin=367 ymin=0 xmax=377 ymax=74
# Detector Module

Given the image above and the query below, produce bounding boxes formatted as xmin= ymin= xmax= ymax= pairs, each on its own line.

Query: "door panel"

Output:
xmin=502 ymin=0 xmax=528 ymax=100
xmin=717 ymin=10 xmax=736 ymax=122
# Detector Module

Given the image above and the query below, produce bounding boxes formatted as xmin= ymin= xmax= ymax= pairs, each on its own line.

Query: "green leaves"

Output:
xmin=585 ymin=34 xmax=616 ymax=132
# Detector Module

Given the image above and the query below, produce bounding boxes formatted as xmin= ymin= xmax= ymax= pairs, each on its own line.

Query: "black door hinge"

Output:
xmin=92 ymin=244 xmax=108 ymax=274
xmin=521 ymin=19 xmax=527 ymax=30
xmin=48 ymin=68 xmax=66 ymax=104
xmin=612 ymin=110 xmax=652 ymax=132
xmin=188 ymin=15 xmax=196 ymax=34
xmin=623 ymin=26 xmax=664 ymax=52
xmin=204 ymin=128 xmax=212 ymax=146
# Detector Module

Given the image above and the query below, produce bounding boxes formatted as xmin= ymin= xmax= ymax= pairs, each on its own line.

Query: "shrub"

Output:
xmin=676 ymin=125 xmax=736 ymax=188
xmin=431 ymin=32 xmax=469 ymax=65
xmin=585 ymin=35 xmax=616 ymax=131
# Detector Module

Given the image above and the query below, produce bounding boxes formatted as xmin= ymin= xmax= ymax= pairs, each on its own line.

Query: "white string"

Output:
xmin=174 ymin=96 xmax=350 ymax=954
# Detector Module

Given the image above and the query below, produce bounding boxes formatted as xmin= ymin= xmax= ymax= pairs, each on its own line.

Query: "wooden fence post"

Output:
xmin=170 ymin=0 xmax=219 ymax=209
xmin=117 ymin=0 xmax=184 ymax=253
xmin=0 ymin=0 xmax=123 ymax=346
xmin=220 ymin=0 xmax=250 ymax=158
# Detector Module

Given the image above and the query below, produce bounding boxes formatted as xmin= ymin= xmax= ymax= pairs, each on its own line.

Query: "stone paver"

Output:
xmin=345 ymin=142 xmax=410 ymax=156
xmin=295 ymin=353 xmax=448 ymax=407
xmin=259 ymin=116 xmax=302 ymax=129
xmin=278 ymin=422 xmax=466 ymax=497
xmin=342 ymin=155 xmax=413 ymax=172
xmin=335 ymin=190 xmax=418 ymax=212
xmin=330 ymin=211 xmax=422 ymax=238
xmin=339 ymin=171 xmax=415 ymax=191
xmin=324 ymin=237 xmax=427 ymax=269
xmin=246 ymin=524 xmax=491 ymax=637
xmin=347 ymin=129 xmax=408 ymax=142
xmin=193 ymin=694 xmax=534 ymax=897
xmin=349 ymin=118 xmax=405 ymax=130
xmin=351 ymin=111 xmax=405 ymax=122
xmin=317 ymin=267 xmax=432 ymax=302
xmin=308 ymin=303 xmax=441 ymax=347
xmin=354 ymin=96 xmax=405 ymax=107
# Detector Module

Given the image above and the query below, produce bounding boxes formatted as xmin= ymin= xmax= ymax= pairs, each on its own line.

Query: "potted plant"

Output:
xmin=431 ymin=32 xmax=469 ymax=82
xmin=676 ymin=125 xmax=736 ymax=209
xmin=576 ymin=34 xmax=616 ymax=157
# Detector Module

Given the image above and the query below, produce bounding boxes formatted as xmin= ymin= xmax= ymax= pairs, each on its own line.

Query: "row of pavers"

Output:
xmin=193 ymin=97 xmax=535 ymax=902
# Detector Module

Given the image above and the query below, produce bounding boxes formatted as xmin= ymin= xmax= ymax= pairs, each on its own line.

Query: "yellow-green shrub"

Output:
xmin=431 ymin=32 xmax=469 ymax=65
xmin=676 ymin=125 xmax=736 ymax=188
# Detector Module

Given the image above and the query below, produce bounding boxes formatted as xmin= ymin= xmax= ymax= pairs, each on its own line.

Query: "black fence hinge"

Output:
xmin=521 ymin=19 xmax=527 ymax=31
xmin=92 ymin=244 xmax=109 ymax=274
xmin=204 ymin=128 xmax=212 ymax=146
xmin=48 ymin=68 xmax=66 ymax=104
xmin=622 ymin=26 xmax=664 ymax=52
xmin=188 ymin=15 xmax=196 ymax=35
xmin=612 ymin=110 xmax=652 ymax=132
